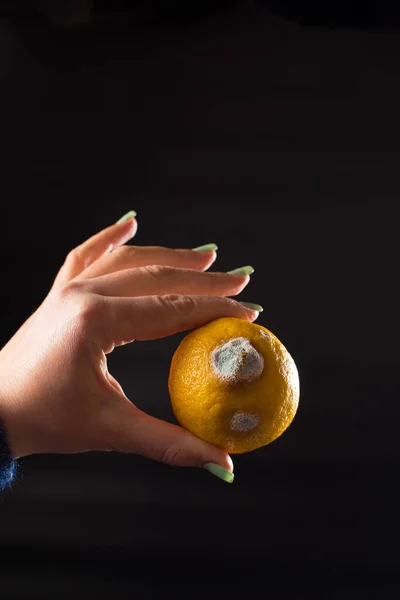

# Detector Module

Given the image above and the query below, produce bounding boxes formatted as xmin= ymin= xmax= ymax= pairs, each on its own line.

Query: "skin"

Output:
xmin=0 ymin=216 xmax=259 ymax=476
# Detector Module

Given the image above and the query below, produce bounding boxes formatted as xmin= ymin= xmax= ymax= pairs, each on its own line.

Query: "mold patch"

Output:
xmin=210 ymin=336 xmax=264 ymax=384
xmin=230 ymin=412 xmax=260 ymax=432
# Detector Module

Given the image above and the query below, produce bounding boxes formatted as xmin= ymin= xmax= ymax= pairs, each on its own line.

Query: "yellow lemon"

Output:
xmin=168 ymin=317 xmax=299 ymax=454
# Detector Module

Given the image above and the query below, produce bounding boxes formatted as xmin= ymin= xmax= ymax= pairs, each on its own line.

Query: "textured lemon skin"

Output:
xmin=168 ymin=318 xmax=300 ymax=454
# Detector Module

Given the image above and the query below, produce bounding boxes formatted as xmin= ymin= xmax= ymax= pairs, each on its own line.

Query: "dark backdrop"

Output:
xmin=0 ymin=1 xmax=399 ymax=598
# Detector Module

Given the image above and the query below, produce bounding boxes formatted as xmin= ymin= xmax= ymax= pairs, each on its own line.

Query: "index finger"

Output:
xmin=97 ymin=294 xmax=260 ymax=349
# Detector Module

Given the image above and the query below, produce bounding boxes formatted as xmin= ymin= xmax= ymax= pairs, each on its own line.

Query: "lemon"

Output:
xmin=168 ymin=317 xmax=299 ymax=453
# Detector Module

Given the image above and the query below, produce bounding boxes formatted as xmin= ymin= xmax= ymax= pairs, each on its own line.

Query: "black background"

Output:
xmin=0 ymin=1 xmax=399 ymax=598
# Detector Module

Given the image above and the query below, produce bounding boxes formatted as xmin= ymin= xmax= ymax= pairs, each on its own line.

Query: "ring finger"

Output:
xmin=76 ymin=244 xmax=218 ymax=280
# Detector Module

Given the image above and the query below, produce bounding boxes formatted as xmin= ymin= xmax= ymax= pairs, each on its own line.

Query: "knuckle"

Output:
xmin=178 ymin=294 xmax=197 ymax=315
xmin=160 ymin=444 xmax=185 ymax=466
xmin=59 ymin=283 xmax=104 ymax=328
xmin=76 ymin=294 xmax=104 ymax=326
xmin=65 ymin=246 xmax=83 ymax=267
xmin=159 ymin=294 xmax=197 ymax=318
xmin=112 ymin=245 xmax=135 ymax=257
xmin=142 ymin=264 xmax=172 ymax=280
xmin=57 ymin=280 xmax=83 ymax=301
xmin=110 ymin=246 xmax=125 ymax=256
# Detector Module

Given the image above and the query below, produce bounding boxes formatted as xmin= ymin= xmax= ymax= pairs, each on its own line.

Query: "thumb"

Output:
xmin=103 ymin=400 xmax=235 ymax=483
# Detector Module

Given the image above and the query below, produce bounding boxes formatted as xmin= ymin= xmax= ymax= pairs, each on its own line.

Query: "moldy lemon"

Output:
xmin=168 ymin=317 xmax=299 ymax=454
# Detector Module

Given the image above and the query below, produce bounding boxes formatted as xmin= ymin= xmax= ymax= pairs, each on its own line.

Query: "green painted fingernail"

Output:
xmin=192 ymin=243 xmax=218 ymax=252
xmin=203 ymin=463 xmax=234 ymax=483
xmin=227 ymin=265 xmax=254 ymax=276
xmin=116 ymin=210 xmax=137 ymax=224
xmin=240 ymin=302 xmax=264 ymax=312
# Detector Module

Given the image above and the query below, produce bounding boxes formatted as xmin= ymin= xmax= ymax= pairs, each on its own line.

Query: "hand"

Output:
xmin=0 ymin=213 xmax=259 ymax=479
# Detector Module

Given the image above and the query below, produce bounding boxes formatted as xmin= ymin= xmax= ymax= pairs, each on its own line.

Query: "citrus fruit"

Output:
xmin=168 ymin=317 xmax=299 ymax=454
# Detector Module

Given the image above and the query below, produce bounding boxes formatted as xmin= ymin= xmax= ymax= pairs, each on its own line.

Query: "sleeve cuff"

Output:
xmin=0 ymin=419 xmax=17 ymax=490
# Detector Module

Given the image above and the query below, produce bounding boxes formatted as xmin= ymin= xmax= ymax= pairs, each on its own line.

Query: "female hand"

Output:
xmin=0 ymin=212 xmax=260 ymax=482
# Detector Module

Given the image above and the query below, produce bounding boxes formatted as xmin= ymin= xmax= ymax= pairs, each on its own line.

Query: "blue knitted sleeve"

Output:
xmin=0 ymin=419 xmax=17 ymax=490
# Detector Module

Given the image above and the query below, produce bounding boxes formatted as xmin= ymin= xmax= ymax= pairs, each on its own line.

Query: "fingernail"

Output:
xmin=192 ymin=243 xmax=218 ymax=252
xmin=227 ymin=265 xmax=254 ymax=276
xmin=240 ymin=302 xmax=264 ymax=313
xmin=116 ymin=210 xmax=137 ymax=224
xmin=203 ymin=463 xmax=234 ymax=483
